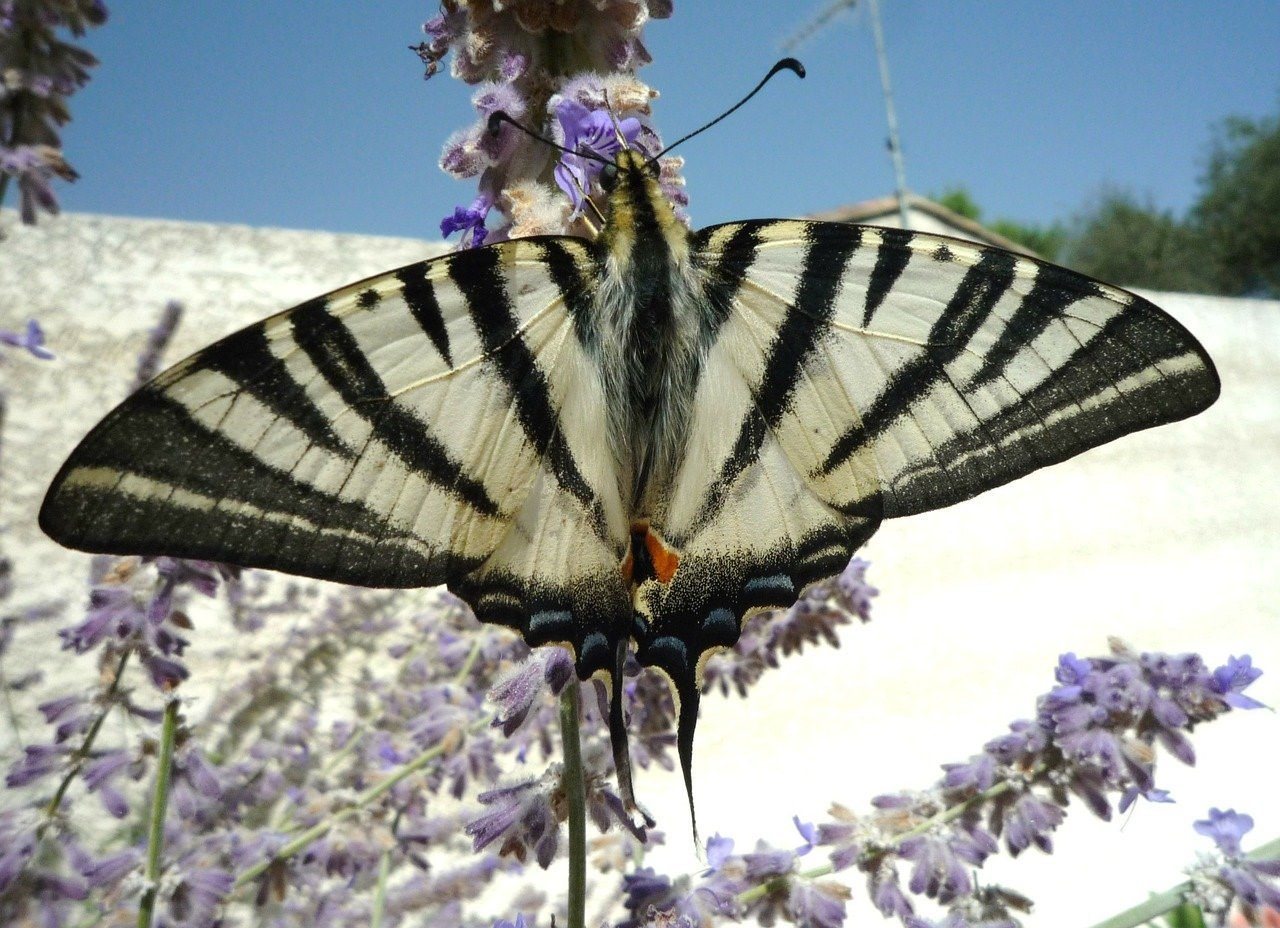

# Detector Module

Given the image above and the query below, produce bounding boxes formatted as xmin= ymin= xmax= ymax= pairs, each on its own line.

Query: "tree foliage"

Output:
xmin=1193 ymin=111 xmax=1280 ymax=296
xmin=1061 ymin=190 xmax=1220 ymax=294
xmin=931 ymin=186 xmax=1065 ymax=261
xmin=932 ymin=95 xmax=1280 ymax=298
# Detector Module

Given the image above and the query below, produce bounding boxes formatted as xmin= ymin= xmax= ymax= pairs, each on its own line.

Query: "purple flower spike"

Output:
xmin=834 ymin=557 xmax=877 ymax=621
xmin=0 ymin=319 xmax=55 ymax=359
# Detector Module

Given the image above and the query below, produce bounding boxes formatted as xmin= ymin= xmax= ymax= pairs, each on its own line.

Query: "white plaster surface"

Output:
xmin=1 ymin=209 xmax=1277 ymax=925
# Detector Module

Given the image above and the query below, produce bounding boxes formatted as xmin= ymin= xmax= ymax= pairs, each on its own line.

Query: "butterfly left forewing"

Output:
xmin=41 ymin=239 xmax=631 ymax=658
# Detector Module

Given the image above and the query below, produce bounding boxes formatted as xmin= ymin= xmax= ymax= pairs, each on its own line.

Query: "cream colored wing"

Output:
xmin=41 ymin=237 xmax=631 ymax=670
xmin=637 ymin=219 xmax=1219 ymax=797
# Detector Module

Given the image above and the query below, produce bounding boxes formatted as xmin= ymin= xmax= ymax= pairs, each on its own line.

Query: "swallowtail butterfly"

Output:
xmin=40 ymin=124 xmax=1220 ymax=830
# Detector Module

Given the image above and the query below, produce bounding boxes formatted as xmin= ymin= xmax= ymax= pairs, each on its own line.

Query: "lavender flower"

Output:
xmin=441 ymin=191 xmax=495 ymax=246
xmin=0 ymin=0 xmax=107 ymax=223
xmin=422 ymin=1 xmax=683 ymax=241
xmin=466 ymin=772 xmax=561 ymax=867
xmin=811 ymin=645 xmax=1265 ymax=926
xmin=0 ymin=319 xmax=54 ymax=359
xmin=1186 ymin=809 xmax=1280 ymax=925
xmin=703 ymin=558 xmax=877 ymax=699
xmin=552 ymin=98 xmax=641 ymax=212
xmin=131 ymin=299 xmax=183 ymax=388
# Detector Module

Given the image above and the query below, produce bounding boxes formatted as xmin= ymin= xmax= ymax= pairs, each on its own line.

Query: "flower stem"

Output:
xmin=559 ymin=680 xmax=587 ymax=928
xmin=1087 ymin=835 xmax=1280 ymax=928
xmin=39 ymin=649 xmax=132 ymax=834
xmin=136 ymin=696 xmax=180 ymax=928
xmin=370 ymin=848 xmax=392 ymax=928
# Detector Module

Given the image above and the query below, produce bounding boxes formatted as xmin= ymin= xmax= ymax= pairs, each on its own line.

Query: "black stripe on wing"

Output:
xmin=396 ymin=264 xmax=454 ymax=367
xmin=290 ymin=297 xmax=501 ymax=518
xmin=449 ymin=247 xmax=605 ymax=529
xmin=691 ymin=221 xmax=765 ymax=346
xmin=862 ymin=226 xmax=913 ymax=327
xmin=887 ymin=303 xmax=1220 ymax=516
xmin=693 ymin=224 xmax=863 ymax=532
xmin=539 ymin=239 xmax=599 ymax=354
xmin=819 ymin=245 xmax=1020 ymax=476
xmin=197 ymin=325 xmax=355 ymax=460
xmin=39 ymin=391 xmax=472 ymax=587
xmin=967 ymin=262 xmax=1103 ymax=391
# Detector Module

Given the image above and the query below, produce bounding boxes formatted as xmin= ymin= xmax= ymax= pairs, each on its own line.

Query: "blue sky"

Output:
xmin=56 ymin=2 xmax=1280 ymax=240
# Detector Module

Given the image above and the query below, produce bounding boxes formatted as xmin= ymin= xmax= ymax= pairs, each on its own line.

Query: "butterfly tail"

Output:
xmin=675 ymin=670 xmax=701 ymax=848
xmin=608 ymin=637 xmax=638 ymax=811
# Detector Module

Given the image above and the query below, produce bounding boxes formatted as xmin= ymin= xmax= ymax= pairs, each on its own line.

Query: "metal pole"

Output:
xmin=783 ymin=0 xmax=911 ymax=227
xmin=866 ymin=0 xmax=911 ymax=227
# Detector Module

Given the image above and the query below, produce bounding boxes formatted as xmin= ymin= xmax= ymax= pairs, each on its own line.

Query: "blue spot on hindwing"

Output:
xmin=702 ymin=607 xmax=738 ymax=643
xmin=528 ymin=609 xmax=572 ymax=637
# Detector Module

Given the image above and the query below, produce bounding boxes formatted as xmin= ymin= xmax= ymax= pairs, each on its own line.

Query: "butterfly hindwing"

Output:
xmin=40 ymin=237 xmax=631 ymax=669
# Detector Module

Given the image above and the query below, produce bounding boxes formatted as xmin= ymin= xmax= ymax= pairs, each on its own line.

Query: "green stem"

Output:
xmin=559 ymin=680 xmax=587 ymax=928
xmin=232 ymin=717 xmax=488 ymax=890
xmin=136 ymin=697 xmax=180 ymax=928
xmin=369 ymin=849 xmax=392 ymax=928
xmin=453 ymin=638 xmax=483 ymax=685
xmin=1087 ymin=835 xmax=1280 ymax=928
xmin=39 ymin=649 xmax=132 ymax=834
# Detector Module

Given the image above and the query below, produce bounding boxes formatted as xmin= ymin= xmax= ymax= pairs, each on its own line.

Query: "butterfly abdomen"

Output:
xmin=595 ymin=151 xmax=704 ymax=508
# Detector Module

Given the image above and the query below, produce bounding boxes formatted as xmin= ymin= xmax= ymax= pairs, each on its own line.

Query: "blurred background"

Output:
xmin=3 ymin=3 xmax=1279 ymax=926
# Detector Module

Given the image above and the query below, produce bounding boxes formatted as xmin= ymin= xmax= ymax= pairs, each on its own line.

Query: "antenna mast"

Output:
xmin=783 ymin=0 xmax=911 ymax=228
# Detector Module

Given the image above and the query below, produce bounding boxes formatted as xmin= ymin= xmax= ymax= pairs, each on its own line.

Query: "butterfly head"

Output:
xmin=597 ymin=148 xmax=685 ymax=247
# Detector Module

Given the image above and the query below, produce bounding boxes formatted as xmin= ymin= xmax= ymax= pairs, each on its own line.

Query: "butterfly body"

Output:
xmin=40 ymin=147 xmax=1220 ymax=826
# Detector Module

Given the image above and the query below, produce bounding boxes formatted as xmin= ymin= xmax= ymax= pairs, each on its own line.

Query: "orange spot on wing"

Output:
xmin=643 ymin=529 xmax=680 ymax=583
xmin=620 ymin=549 xmax=635 ymax=585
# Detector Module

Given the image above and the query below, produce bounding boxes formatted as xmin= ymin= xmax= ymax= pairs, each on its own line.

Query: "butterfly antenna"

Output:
xmin=487 ymin=112 xmax=614 ymax=167
xmin=649 ymin=57 xmax=805 ymax=163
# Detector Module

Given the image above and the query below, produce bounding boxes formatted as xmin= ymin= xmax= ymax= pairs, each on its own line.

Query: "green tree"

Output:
xmin=1193 ymin=110 xmax=1280 ymax=296
xmin=1061 ymin=190 xmax=1220 ymax=294
xmin=934 ymin=186 xmax=982 ymax=221
xmin=931 ymin=185 xmax=1064 ymax=260
xmin=989 ymin=218 xmax=1067 ymax=263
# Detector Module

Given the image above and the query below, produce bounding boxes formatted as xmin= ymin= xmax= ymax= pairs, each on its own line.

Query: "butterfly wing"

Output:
xmin=640 ymin=219 xmax=1220 ymax=801
xmin=40 ymin=237 xmax=632 ymax=671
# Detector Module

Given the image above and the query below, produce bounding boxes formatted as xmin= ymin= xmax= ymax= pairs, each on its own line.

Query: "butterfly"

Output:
xmin=40 ymin=136 xmax=1220 ymax=833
